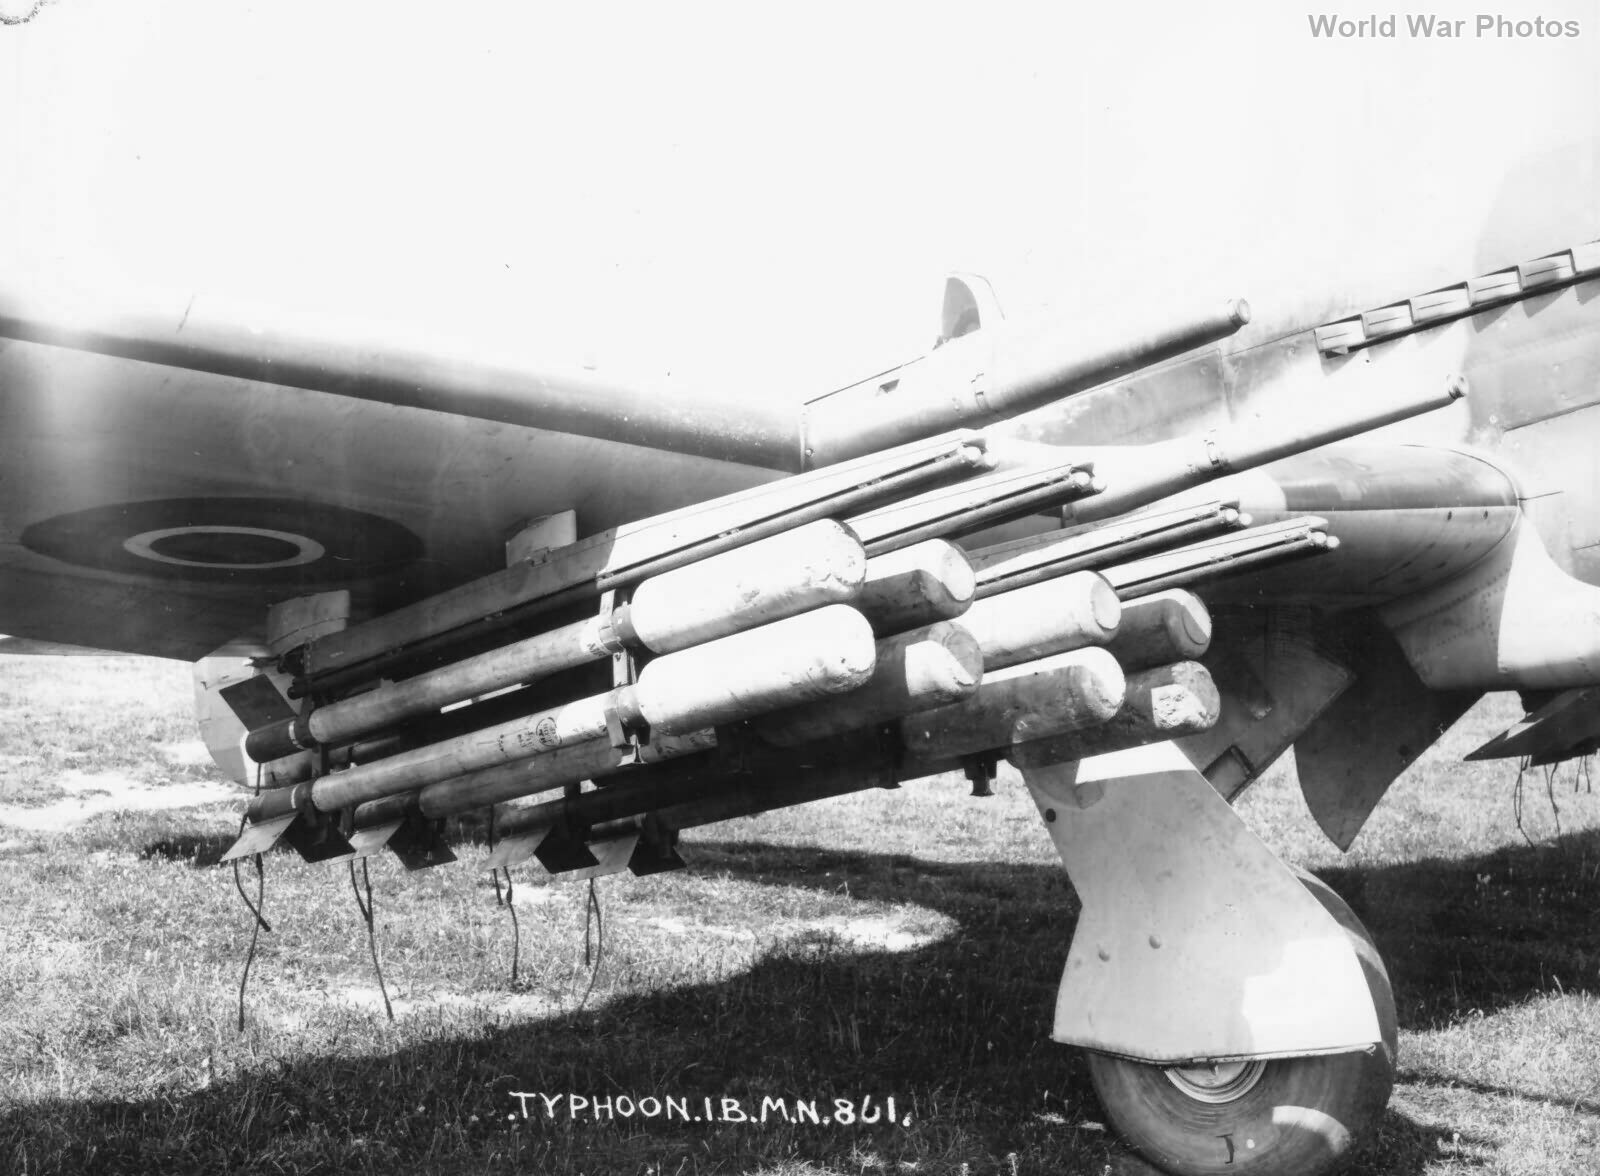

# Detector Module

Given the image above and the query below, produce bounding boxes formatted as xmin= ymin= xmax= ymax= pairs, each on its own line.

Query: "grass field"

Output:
xmin=2 ymin=655 xmax=1599 ymax=1175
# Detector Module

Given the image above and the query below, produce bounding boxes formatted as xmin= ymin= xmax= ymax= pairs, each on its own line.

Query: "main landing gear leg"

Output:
xmin=1012 ymin=741 xmax=1397 ymax=1176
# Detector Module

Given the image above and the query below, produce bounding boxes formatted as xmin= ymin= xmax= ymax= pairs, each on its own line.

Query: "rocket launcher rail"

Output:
xmin=1101 ymin=516 xmax=1335 ymax=599
xmin=969 ymin=501 xmax=1245 ymax=598
xmin=292 ymin=431 xmax=991 ymax=695
xmin=285 ymin=439 xmax=1092 ymax=704
xmin=946 ymin=372 xmax=1463 ymax=606
xmin=246 ymin=519 xmax=869 ymax=762
xmin=247 ymin=531 xmax=978 ymax=765
xmin=1059 ymin=372 xmax=1465 ymax=528
xmin=253 ymin=665 xmax=618 ymax=789
xmin=281 ymin=369 xmax=1459 ymax=707
xmin=246 ymin=454 xmax=1101 ymax=762
xmin=846 ymin=459 xmax=1100 ymax=555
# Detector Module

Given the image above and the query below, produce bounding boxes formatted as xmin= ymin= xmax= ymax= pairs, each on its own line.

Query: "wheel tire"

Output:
xmin=1085 ymin=872 xmax=1397 ymax=1176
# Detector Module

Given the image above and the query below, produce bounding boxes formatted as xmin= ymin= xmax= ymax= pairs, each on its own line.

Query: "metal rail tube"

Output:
xmin=1063 ymin=375 xmax=1467 ymax=527
xmin=969 ymin=501 xmax=1244 ymax=598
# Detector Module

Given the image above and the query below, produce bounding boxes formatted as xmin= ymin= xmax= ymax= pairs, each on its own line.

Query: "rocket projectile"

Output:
xmin=1104 ymin=590 xmax=1212 ymax=670
xmin=899 ymin=646 xmax=1126 ymax=762
xmin=854 ymin=540 xmax=976 ymax=635
xmin=247 ymin=519 xmax=867 ymax=763
xmin=751 ymin=621 xmax=984 ymax=747
xmin=307 ymin=604 xmax=876 ymax=812
xmin=1009 ymin=661 xmax=1220 ymax=767
xmin=958 ymin=572 xmax=1121 ymax=670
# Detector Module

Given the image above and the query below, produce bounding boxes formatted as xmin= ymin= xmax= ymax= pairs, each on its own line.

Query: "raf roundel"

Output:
xmin=22 ymin=497 xmax=422 ymax=586
xmin=122 ymin=525 xmax=328 ymax=570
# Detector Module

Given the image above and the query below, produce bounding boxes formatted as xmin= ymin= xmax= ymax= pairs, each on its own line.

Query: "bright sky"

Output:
xmin=2 ymin=0 xmax=1598 ymax=399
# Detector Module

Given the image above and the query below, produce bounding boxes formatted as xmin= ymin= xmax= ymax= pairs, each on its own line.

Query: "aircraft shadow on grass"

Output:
xmin=44 ymin=822 xmax=1600 ymax=1172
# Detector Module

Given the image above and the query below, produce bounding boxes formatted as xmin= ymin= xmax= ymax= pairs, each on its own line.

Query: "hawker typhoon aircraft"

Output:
xmin=4 ymin=132 xmax=1600 ymax=1175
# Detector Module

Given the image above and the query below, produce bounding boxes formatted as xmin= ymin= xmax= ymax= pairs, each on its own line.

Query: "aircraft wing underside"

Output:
xmin=0 ymin=335 xmax=775 ymax=659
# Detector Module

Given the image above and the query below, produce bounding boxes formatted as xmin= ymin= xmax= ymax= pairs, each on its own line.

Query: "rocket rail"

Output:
xmin=293 ymin=432 xmax=989 ymax=694
xmin=970 ymin=501 xmax=1245 ymax=598
xmin=1101 ymin=516 xmax=1335 ymax=599
xmin=247 ymin=520 xmax=869 ymax=762
xmin=215 ymin=320 xmax=1471 ymax=873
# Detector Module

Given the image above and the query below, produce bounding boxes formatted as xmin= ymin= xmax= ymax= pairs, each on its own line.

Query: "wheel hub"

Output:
xmin=1162 ymin=1058 xmax=1267 ymax=1104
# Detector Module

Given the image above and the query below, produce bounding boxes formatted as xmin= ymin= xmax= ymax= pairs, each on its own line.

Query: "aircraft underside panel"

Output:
xmin=1382 ymin=516 xmax=1600 ymax=691
xmin=1185 ymin=444 xmax=1522 ymax=608
xmin=1176 ymin=609 xmax=1356 ymax=802
xmin=1502 ymin=403 xmax=1600 ymax=584
xmin=0 ymin=337 xmax=772 ymax=658
xmin=1294 ymin=612 xmax=1482 ymax=849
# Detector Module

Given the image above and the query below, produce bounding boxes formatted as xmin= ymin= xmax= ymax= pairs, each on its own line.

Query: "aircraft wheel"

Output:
xmin=1084 ymin=872 xmax=1397 ymax=1176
